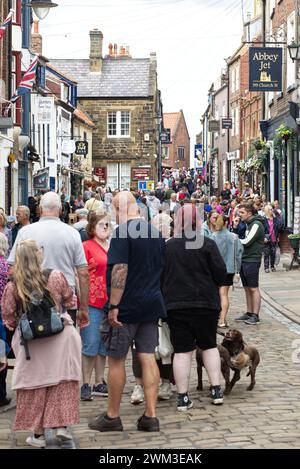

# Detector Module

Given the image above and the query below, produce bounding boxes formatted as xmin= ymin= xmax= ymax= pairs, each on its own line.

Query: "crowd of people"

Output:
xmin=0 ymin=171 xmax=285 ymax=446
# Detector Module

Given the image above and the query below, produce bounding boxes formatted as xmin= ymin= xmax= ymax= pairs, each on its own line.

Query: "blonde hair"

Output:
xmin=215 ymin=214 xmax=226 ymax=232
xmin=264 ymin=204 xmax=273 ymax=219
xmin=0 ymin=213 xmax=7 ymax=228
xmin=14 ymin=239 xmax=48 ymax=311
xmin=0 ymin=233 xmax=8 ymax=257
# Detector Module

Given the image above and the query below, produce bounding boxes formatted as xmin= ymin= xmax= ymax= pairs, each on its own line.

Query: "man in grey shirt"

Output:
xmin=8 ymin=192 xmax=89 ymax=325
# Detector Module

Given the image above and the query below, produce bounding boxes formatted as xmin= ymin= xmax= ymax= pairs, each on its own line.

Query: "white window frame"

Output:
xmin=107 ymin=162 xmax=131 ymax=190
xmin=162 ymin=146 xmax=169 ymax=160
xmin=107 ymin=111 xmax=131 ymax=138
xmin=11 ymin=0 xmax=17 ymax=22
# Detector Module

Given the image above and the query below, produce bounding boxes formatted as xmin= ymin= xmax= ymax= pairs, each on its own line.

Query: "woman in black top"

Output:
xmin=161 ymin=205 xmax=227 ymax=411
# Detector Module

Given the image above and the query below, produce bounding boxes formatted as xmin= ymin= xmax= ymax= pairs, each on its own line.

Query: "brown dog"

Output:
xmin=196 ymin=329 xmax=260 ymax=394
xmin=221 ymin=329 xmax=260 ymax=391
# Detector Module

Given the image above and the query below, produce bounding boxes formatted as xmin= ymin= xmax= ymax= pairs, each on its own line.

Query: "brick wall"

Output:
xmin=172 ymin=112 xmax=190 ymax=169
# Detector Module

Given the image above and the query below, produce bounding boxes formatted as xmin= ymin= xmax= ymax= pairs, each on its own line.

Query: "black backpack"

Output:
xmin=19 ymin=291 xmax=64 ymax=360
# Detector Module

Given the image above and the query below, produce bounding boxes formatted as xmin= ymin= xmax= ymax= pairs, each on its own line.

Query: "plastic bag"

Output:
xmin=157 ymin=320 xmax=173 ymax=359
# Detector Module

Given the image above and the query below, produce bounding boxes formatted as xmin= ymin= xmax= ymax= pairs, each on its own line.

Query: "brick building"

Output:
xmin=162 ymin=110 xmax=190 ymax=170
xmin=51 ymin=29 xmax=162 ymax=190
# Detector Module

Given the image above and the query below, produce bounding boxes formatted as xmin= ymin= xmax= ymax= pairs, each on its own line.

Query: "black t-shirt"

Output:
xmin=221 ymin=189 xmax=231 ymax=200
xmin=107 ymin=219 xmax=167 ymax=324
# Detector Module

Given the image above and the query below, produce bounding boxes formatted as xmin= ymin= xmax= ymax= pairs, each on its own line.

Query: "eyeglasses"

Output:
xmin=97 ymin=222 xmax=109 ymax=229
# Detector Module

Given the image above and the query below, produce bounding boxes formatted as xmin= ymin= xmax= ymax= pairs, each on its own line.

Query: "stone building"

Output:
xmin=51 ymin=29 xmax=162 ymax=190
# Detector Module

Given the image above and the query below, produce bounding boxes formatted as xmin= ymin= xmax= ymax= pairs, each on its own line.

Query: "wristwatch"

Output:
xmin=109 ymin=304 xmax=119 ymax=310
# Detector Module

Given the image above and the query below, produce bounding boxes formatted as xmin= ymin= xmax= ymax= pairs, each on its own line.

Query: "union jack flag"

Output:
xmin=0 ymin=9 xmax=14 ymax=40
xmin=10 ymin=55 xmax=39 ymax=104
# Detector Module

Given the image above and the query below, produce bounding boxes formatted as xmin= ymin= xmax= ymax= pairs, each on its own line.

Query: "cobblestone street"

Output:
xmin=1 ymin=262 xmax=300 ymax=450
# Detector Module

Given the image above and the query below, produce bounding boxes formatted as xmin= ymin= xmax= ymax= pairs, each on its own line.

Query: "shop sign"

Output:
xmin=35 ymin=97 xmax=54 ymax=124
xmin=208 ymin=120 xmax=220 ymax=132
xmin=94 ymin=167 xmax=107 ymax=181
xmin=75 ymin=140 xmax=88 ymax=156
xmin=131 ymin=168 xmax=151 ymax=180
xmin=160 ymin=129 xmax=171 ymax=144
xmin=249 ymin=47 xmax=282 ymax=92
xmin=222 ymin=118 xmax=232 ymax=129
xmin=33 ymin=169 xmax=49 ymax=190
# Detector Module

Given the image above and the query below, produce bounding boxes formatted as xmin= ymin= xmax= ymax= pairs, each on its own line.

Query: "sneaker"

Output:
xmin=92 ymin=381 xmax=108 ymax=397
xmin=158 ymin=382 xmax=172 ymax=400
xmin=177 ymin=393 xmax=193 ymax=412
xmin=56 ymin=427 xmax=73 ymax=441
xmin=244 ymin=314 xmax=260 ymax=325
xmin=26 ymin=435 xmax=46 ymax=448
xmin=137 ymin=414 xmax=160 ymax=432
xmin=81 ymin=383 xmax=93 ymax=401
xmin=271 ymin=267 xmax=276 ymax=272
xmin=211 ymin=385 xmax=223 ymax=405
xmin=131 ymin=384 xmax=144 ymax=405
xmin=235 ymin=312 xmax=251 ymax=322
xmin=88 ymin=413 xmax=123 ymax=432
xmin=265 ymin=269 xmax=270 ymax=273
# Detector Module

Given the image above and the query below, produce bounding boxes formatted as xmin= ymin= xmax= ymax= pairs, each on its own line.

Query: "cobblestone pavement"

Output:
xmin=1 ymin=265 xmax=300 ymax=449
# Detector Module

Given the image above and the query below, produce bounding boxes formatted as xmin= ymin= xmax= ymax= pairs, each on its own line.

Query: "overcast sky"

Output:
xmin=40 ymin=0 xmax=253 ymax=161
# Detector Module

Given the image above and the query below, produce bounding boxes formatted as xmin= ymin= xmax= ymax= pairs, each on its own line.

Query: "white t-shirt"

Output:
xmin=8 ymin=217 xmax=87 ymax=288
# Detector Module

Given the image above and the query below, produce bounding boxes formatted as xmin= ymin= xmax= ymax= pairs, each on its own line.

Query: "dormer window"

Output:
xmin=61 ymin=83 xmax=69 ymax=102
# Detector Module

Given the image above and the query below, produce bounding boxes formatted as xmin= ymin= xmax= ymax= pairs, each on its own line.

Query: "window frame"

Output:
xmin=107 ymin=110 xmax=131 ymax=138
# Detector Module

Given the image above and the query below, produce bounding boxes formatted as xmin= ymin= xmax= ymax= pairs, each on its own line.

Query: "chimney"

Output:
xmin=89 ymin=29 xmax=103 ymax=72
xmin=31 ymin=21 xmax=42 ymax=55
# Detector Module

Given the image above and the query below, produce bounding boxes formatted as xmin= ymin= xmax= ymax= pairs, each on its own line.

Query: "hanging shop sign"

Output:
xmin=208 ymin=120 xmax=220 ymax=132
xmin=249 ymin=47 xmax=282 ymax=92
xmin=160 ymin=129 xmax=171 ymax=144
xmin=62 ymin=139 xmax=76 ymax=154
xmin=35 ymin=97 xmax=54 ymax=124
xmin=33 ymin=169 xmax=49 ymax=190
xmin=75 ymin=140 xmax=88 ymax=156
xmin=222 ymin=118 xmax=232 ymax=129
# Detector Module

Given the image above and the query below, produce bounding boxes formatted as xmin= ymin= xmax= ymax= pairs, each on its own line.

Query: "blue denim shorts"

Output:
xmin=80 ymin=306 xmax=107 ymax=357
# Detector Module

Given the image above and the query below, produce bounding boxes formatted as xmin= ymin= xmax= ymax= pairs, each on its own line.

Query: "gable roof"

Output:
xmin=49 ymin=58 xmax=152 ymax=98
xmin=164 ymin=111 xmax=190 ymax=140
xmin=163 ymin=112 xmax=180 ymax=138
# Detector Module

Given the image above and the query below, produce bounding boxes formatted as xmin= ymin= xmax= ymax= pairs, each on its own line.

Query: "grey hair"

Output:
xmin=18 ymin=205 xmax=30 ymax=218
xmin=0 ymin=232 xmax=8 ymax=257
xmin=40 ymin=192 xmax=61 ymax=213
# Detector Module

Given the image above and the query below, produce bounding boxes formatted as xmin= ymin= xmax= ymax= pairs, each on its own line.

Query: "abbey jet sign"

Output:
xmin=249 ymin=47 xmax=282 ymax=92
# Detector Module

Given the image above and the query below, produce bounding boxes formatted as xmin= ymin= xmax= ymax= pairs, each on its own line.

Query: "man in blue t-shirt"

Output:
xmin=88 ymin=192 xmax=166 ymax=433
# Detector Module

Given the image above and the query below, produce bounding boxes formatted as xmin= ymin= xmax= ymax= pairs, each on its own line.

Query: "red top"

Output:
xmin=83 ymin=239 xmax=108 ymax=309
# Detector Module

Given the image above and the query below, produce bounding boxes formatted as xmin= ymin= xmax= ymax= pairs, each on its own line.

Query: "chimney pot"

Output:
xmin=31 ymin=20 xmax=42 ymax=55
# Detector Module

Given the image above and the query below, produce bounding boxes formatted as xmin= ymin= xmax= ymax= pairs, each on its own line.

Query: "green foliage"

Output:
xmin=273 ymin=124 xmax=297 ymax=159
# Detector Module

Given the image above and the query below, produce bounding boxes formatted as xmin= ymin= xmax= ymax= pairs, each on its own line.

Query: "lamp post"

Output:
xmin=27 ymin=0 xmax=58 ymax=20
xmin=288 ymin=39 xmax=300 ymax=62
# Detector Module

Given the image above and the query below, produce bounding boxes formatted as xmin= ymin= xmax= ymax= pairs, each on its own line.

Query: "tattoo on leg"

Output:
xmin=111 ymin=264 xmax=128 ymax=289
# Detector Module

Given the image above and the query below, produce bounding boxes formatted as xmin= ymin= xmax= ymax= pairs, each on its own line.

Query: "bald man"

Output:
xmin=89 ymin=191 xmax=166 ymax=433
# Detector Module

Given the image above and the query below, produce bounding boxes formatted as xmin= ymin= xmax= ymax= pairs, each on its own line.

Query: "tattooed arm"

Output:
xmin=108 ymin=263 xmax=128 ymax=327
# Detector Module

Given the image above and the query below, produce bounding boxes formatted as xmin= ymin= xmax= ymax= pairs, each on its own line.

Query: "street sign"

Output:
xmin=249 ymin=47 xmax=282 ymax=92
xmin=138 ymin=180 xmax=154 ymax=191
xmin=160 ymin=128 xmax=171 ymax=144
xmin=75 ymin=140 xmax=88 ymax=156
xmin=222 ymin=118 xmax=232 ymax=129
